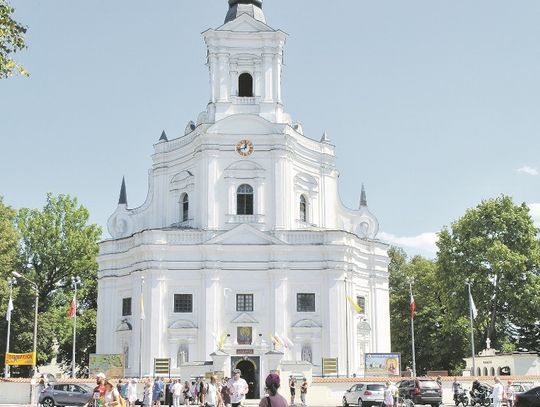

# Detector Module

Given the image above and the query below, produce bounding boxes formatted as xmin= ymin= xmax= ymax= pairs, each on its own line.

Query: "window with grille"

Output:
xmin=300 ymin=195 xmax=307 ymax=222
xmin=237 ymin=184 xmax=254 ymax=215
xmin=174 ymin=294 xmax=193 ymax=313
xmin=297 ymin=293 xmax=315 ymax=312
xmin=356 ymin=296 xmax=366 ymax=314
xmin=181 ymin=193 xmax=189 ymax=222
xmin=122 ymin=297 xmax=132 ymax=316
xmin=236 ymin=294 xmax=254 ymax=312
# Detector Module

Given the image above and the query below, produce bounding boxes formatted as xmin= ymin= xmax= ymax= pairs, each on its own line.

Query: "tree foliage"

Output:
xmin=0 ymin=0 xmax=28 ymax=78
xmin=390 ymin=195 xmax=540 ymax=374
xmin=2 ymin=194 xmax=101 ymax=375
xmin=437 ymin=195 xmax=540 ymax=350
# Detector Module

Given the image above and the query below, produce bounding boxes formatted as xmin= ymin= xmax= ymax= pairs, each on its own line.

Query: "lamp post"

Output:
xmin=71 ymin=276 xmax=81 ymax=378
xmin=12 ymin=271 xmax=39 ymax=377
xmin=4 ymin=276 xmax=16 ymax=378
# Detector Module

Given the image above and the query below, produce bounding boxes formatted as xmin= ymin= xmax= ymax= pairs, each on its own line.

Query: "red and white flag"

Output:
xmin=410 ymin=292 xmax=416 ymax=320
xmin=68 ymin=294 xmax=76 ymax=319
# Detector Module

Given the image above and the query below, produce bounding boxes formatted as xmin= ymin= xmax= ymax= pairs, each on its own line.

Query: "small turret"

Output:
xmin=159 ymin=130 xmax=168 ymax=142
xmin=359 ymin=184 xmax=367 ymax=208
xmin=118 ymin=177 xmax=128 ymax=206
xmin=320 ymin=131 xmax=331 ymax=143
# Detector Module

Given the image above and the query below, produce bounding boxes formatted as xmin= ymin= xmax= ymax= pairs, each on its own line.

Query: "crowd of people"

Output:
xmin=86 ymin=368 xmax=307 ymax=407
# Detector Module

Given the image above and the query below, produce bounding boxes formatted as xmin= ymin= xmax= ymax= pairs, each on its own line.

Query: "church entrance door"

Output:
xmin=231 ymin=356 xmax=260 ymax=399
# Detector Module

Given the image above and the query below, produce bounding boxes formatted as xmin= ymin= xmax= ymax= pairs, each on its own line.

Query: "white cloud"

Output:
xmin=516 ymin=166 xmax=538 ymax=176
xmin=527 ymin=203 xmax=540 ymax=227
xmin=379 ymin=231 xmax=438 ymax=258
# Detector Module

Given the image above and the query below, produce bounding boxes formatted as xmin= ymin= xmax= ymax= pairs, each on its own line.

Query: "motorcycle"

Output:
xmin=469 ymin=388 xmax=491 ymax=407
xmin=454 ymin=387 xmax=470 ymax=407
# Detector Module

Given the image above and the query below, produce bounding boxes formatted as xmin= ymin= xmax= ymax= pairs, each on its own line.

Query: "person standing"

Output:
xmin=259 ymin=373 xmax=288 ymax=407
xmin=206 ymin=376 xmax=218 ymax=407
xmin=300 ymin=378 xmax=308 ymax=407
xmin=220 ymin=378 xmax=231 ymax=407
xmin=492 ymin=377 xmax=504 ymax=407
xmin=289 ymin=376 xmax=297 ymax=406
xmin=103 ymin=380 xmax=121 ymax=407
xmin=182 ymin=381 xmax=192 ymax=406
xmin=388 ymin=381 xmax=398 ymax=407
xmin=505 ymin=381 xmax=514 ymax=407
xmin=153 ymin=377 xmax=164 ymax=407
xmin=227 ymin=369 xmax=249 ymax=407
xmin=127 ymin=379 xmax=138 ymax=407
xmin=93 ymin=373 xmax=108 ymax=407
xmin=383 ymin=382 xmax=394 ymax=407
xmin=171 ymin=380 xmax=183 ymax=407
xmin=452 ymin=378 xmax=461 ymax=403
xmin=143 ymin=379 xmax=153 ymax=407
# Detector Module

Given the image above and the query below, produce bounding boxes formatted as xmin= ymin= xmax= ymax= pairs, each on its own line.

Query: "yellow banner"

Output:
xmin=6 ymin=352 xmax=36 ymax=366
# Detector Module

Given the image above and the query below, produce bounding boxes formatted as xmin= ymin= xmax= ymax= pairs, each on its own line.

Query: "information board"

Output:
xmin=364 ymin=353 xmax=401 ymax=376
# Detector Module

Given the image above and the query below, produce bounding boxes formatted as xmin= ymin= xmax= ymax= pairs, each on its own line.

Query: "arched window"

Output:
xmin=476 ymin=367 xmax=481 ymax=376
xmin=490 ymin=367 xmax=495 ymax=376
xmin=300 ymin=195 xmax=307 ymax=222
xmin=301 ymin=344 xmax=313 ymax=363
xmin=483 ymin=367 xmax=488 ymax=376
xmin=177 ymin=343 xmax=189 ymax=368
xmin=237 ymin=184 xmax=254 ymax=215
xmin=181 ymin=193 xmax=189 ymax=222
xmin=238 ymin=73 xmax=253 ymax=97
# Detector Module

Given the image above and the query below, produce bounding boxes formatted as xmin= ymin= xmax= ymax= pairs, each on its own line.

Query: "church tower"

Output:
xmin=97 ymin=0 xmax=390 ymax=391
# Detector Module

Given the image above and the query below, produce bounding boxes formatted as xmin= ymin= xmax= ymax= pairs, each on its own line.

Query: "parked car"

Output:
xmin=514 ymin=386 xmax=540 ymax=407
xmin=397 ymin=379 xmax=443 ymax=407
xmin=342 ymin=382 xmax=385 ymax=407
xmin=39 ymin=383 xmax=93 ymax=407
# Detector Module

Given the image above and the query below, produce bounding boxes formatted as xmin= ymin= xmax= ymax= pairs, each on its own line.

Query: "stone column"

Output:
xmin=208 ymin=52 xmax=218 ymax=103
xmin=262 ymin=52 xmax=273 ymax=101
xmin=325 ymin=269 xmax=346 ymax=375
xmin=203 ymin=266 xmax=221 ymax=359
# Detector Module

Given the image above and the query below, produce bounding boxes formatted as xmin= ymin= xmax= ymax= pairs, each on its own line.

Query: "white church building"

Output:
xmin=96 ymin=0 xmax=390 ymax=396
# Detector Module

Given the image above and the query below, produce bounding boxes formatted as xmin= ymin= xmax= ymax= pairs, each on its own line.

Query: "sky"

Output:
xmin=1 ymin=0 xmax=540 ymax=258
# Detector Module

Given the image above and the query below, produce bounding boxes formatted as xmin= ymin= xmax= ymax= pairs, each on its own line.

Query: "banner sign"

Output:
xmin=322 ymin=357 xmax=338 ymax=376
xmin=5 ymin=352 xmax=36 ymax=366
xmin=89 ymin=354 xmax=125 ymax=378
xmin=154 ymin=358 xmax=171 ymax=376
xmin=364 ymin=353 xmax=401 ymax=376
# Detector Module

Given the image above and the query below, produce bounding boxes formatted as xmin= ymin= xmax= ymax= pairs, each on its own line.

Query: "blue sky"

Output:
xmin=1 ymin=0 xmax=540 ymax=257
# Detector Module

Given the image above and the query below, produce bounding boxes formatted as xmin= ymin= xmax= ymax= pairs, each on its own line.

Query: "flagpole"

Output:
xmin=71 ymin=276 xmax=81 ymax=378
xmin=408 ymin=278 xmax=416 ymax=378
xmin=4 ymin=276 xmax=16 ymax=378
xmin=139 ymin=276 xmax=144 ymax=379
xmin=466 ymin=279 xmax=476 ymax=375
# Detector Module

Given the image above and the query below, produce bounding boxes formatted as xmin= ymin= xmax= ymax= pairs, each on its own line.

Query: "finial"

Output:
xmin=360 ymin=184 xmax=367 ymax=207
xmin=320 ymin=131 xmax=331 ymax=143
xmin=118 ymin=177 xmax=128 ymax=206
xmin=159 ymin=130 xmax=168 ymax=142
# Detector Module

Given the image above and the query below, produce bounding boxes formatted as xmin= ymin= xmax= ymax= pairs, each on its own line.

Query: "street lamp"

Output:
xmin=4 ymin=276 xmax=16 ymax=378
xmin=71 ymin=276 xmax=81 ymax=378
xmin=12 ymin=271 xmax=39 ymax=376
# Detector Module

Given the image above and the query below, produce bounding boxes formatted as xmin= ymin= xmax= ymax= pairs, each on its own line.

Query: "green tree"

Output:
xmin=389 ymin=247 xmax=468 ymax=374
xmin=0 ymin=0 xmax=28 ymax=78
xmin=0 ymin=196 xmax=19 ymax=371
xmin=13 ymin=193 xmax=101 ymax=372
xmin=437 ymin=195 xmax=540 ymax=353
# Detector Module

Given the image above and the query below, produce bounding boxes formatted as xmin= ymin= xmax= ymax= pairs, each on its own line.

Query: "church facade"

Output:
xmin=96 ymin=0 xmax=390 ymax=391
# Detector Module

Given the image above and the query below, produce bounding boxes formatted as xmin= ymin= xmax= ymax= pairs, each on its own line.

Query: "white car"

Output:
xmin=343 ymin=383 xmax=385 ymax=407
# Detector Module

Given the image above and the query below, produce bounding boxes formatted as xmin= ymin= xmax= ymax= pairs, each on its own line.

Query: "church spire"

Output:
xmin=360 ymin=184 xmax=368 ymax=207
xmin=118 ymin=177 xmax=128 ymax=206
xmin=159 ymin=130 xmax=168 ymax=142
xmin=225 ymin=0 xmax=265 ymax=23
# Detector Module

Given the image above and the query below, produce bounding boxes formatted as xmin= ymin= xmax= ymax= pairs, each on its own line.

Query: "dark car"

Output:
xmin=38 ymin=383 xmax=93 ymax=407
xmin=398 ymin=379 xmax=443 ymax=407
xmin=515 ymin=386 xmax=540 ymax=407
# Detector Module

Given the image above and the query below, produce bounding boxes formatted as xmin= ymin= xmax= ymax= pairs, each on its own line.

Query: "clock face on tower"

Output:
xmin=235 ymin=139 xmax=254 ymax=157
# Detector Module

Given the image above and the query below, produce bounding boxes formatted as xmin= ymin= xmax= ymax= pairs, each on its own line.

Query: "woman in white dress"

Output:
xmin=127 ymin=379 xmax=138 ymax=407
